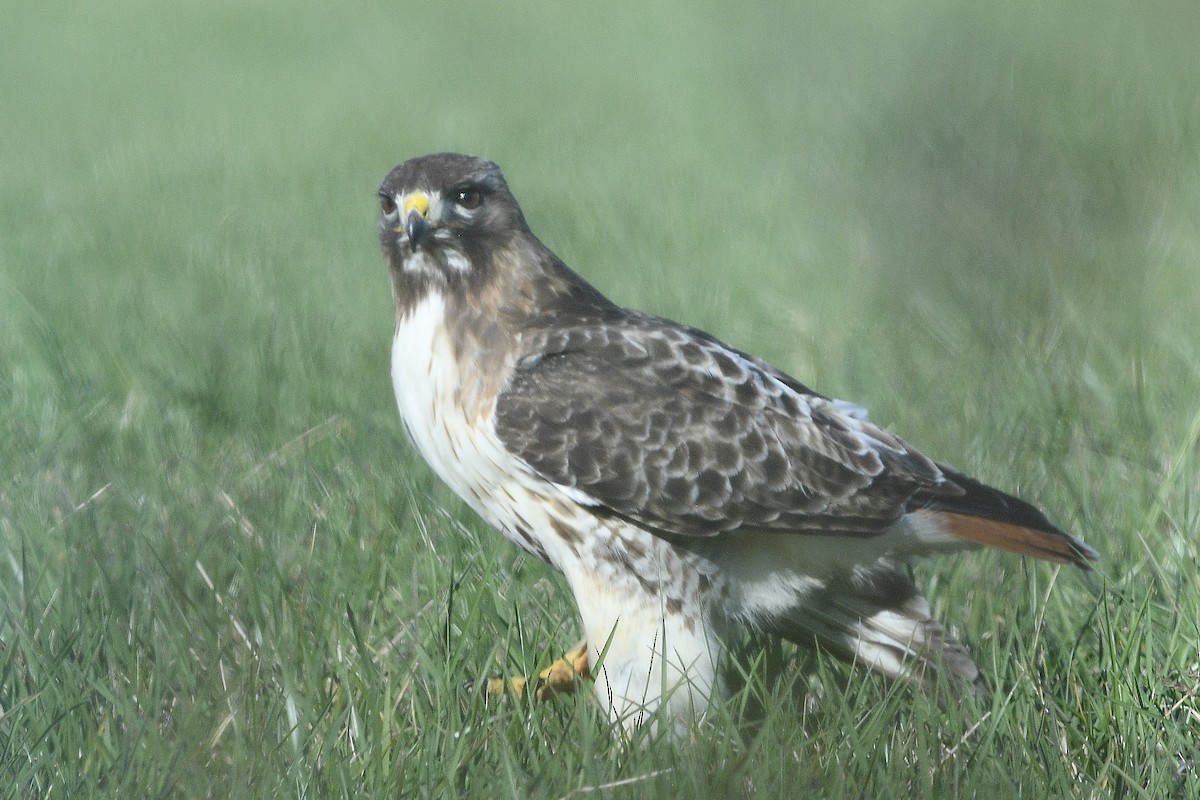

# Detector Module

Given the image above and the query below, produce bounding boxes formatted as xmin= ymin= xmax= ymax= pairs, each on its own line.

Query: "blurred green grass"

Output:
xmin=2 ymin=1 xmax=1199 ymax=797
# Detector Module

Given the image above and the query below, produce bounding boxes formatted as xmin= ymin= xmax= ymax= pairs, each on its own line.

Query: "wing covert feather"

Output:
xmin=493 ymin=314 xmax=949 ymax=538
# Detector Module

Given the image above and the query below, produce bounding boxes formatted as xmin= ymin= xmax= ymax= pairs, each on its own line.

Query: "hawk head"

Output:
xmin=378 ymin=154 xmax=533 ymax=309
xmin=378 ymin=153 xmax=615 ymax=324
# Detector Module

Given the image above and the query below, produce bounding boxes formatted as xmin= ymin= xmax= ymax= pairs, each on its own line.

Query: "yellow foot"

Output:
xmin=482 ymin=674 xmax=530 ymax=698
xmin=479 ymin=641 xmax=589 ymax=701
xmin=533 ymin=641 xmax=590 ymax=701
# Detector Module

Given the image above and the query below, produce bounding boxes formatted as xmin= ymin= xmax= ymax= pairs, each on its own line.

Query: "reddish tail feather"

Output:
xmin=913 ymin=464 xmax=1099 ymax=568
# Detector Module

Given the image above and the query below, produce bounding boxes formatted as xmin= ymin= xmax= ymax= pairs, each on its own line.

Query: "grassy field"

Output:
xmin=3 ymin=1 xmax=1199 ymax=797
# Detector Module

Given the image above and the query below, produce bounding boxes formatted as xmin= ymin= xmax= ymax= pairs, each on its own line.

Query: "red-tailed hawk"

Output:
xmin=377 ymin=152 xmax=1098 ymax=731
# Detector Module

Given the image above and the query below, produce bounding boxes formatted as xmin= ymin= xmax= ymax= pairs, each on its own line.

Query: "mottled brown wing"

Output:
xmin=494 ymin=313 xmax=953 ymax=538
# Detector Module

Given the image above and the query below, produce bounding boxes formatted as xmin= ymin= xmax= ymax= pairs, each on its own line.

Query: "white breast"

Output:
xmin=390 ymin=293 xmax=579 ymax=569
xmin=391 ymin=294 xmax=481 ymax=492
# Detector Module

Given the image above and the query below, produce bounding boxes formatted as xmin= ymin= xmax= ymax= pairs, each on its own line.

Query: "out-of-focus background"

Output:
xmin=2 ymin=2 xmax=1197 ymax=797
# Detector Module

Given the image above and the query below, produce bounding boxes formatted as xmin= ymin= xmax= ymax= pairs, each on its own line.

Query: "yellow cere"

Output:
xmin=403 ymin=192 xmax=431 ymax=218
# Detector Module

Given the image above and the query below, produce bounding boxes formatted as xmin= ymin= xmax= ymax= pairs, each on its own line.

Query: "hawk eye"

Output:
xmin=454 ymin=188 xmax=483 ymax=210
xmin=379 ymin=193 xmax=398 ymax=216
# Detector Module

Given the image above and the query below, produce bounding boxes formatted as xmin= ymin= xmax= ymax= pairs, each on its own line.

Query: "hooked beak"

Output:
xmin=401 ymin=192 xmax=431 ymax=246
